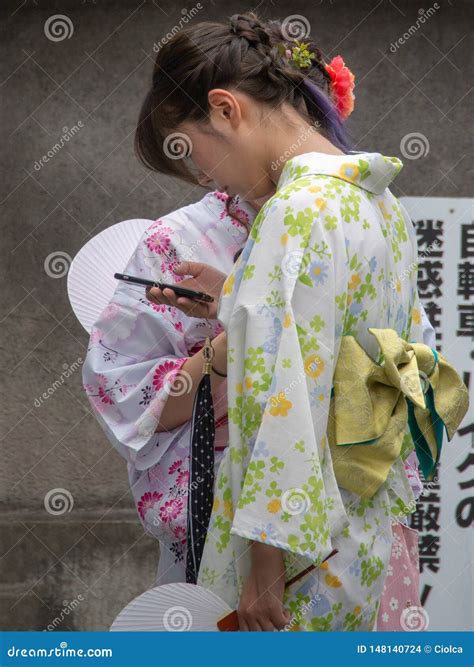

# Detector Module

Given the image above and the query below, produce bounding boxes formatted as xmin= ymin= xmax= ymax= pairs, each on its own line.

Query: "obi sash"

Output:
xmin=327 ymin=327 xmax=469 ymax=499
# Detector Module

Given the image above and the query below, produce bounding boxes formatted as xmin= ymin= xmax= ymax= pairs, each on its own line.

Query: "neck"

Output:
xmin=265 ymin=124 xmax=345 ymax=186
xmin=246 ymin=116 xmax=345 ymax=212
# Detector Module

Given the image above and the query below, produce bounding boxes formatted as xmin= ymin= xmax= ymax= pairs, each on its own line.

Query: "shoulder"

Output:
xmin=261 ymin=172 xmax=353 ymax=216
xmin=252 ymin=174 xmax=345 ymax=244
xmin=143 ymin=192 xmax=219 ymax=240
xmin=129 ymin=193 xmax=223 ymax=280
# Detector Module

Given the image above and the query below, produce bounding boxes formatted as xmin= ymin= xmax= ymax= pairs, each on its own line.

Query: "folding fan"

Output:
xmin=67 ymin=218 xmax=153 ymax=334
xmin=110 ymin=550 xmax=338 ymax=632
xmin=110 ymin=582 xmax=233 ymax=632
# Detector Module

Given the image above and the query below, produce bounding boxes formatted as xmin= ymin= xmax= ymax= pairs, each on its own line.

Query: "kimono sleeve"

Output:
xmin=226 ymin=187 xmax=350 ymax=564
xmin=82 ymin=223 xmax=190 ymax=471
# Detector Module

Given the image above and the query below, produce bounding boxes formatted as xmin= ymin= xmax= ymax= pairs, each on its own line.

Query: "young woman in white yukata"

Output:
xmin=82 ymin=13 xmax=468 ymax=631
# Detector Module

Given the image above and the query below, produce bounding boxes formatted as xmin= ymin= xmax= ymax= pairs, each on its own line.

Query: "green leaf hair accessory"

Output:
xmin=289 ymin=40 xmax=317 ymax=69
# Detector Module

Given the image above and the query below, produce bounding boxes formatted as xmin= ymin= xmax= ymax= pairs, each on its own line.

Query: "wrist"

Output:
xmin=210 ymin=333 xmax=227 ymax=376
xmin=211 ymin=362 xmax=227 ymax=377
xmin=250 ymin=542 xmax=286 ymax=584
xmin=251 ymin=541 xmax=284 ymax=564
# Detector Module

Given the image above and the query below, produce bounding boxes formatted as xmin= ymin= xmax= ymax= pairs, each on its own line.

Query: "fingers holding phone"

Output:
xmin=146 ymin=285 xmax=216 ymax=319
xmin=114 ymin=265 xmax=225 ymax=319
xmin=172 ymin=262 xmax=226 ymax=312
xmin=147 ymin=261 xmax=227 ymax=319
xmin=145 ymin=285 xmax=171 ymax=307
xmin=114 ymin=271 xmax=217 ymax=319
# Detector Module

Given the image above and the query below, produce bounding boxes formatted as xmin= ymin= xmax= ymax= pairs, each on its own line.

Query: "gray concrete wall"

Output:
xmin=1 ymin=0 xmax=471 ymax=630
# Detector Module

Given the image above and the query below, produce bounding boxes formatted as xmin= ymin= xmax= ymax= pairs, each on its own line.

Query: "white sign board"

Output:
xmin=400 ymin=197 xmax=473 ymax=631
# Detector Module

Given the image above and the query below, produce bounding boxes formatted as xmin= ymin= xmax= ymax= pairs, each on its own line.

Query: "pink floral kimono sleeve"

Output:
xmin=82 ymin=217 xmax=221 ymax=471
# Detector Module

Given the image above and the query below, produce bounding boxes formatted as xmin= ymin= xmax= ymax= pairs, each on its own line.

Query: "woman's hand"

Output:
xmin=237 ymin=542 xmax=290 ymax=631
xmin=146 ymin=261 xmax=227 ymax=319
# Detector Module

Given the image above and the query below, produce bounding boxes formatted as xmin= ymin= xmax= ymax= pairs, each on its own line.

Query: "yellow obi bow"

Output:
xmin=327 ymin=328 xmax=469 ymax=499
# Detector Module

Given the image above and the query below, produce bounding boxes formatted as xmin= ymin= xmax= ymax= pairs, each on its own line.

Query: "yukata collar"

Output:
xmin=276 ymin=150 xmax=403 ymax=195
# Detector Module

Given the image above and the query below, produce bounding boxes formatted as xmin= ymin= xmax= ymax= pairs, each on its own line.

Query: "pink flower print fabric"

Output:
xmin=82 ymin=190 xmax=251 ymax=472
xmin=403 ymin=451 xmax=424 ymax=502
xmin=82 ymin=191 xmax=253 ymax=584
xmin=376 ymin=521 xmax=425 ymax=631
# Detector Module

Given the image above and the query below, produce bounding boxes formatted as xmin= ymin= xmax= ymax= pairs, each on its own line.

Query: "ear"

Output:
xmin=208 ymin=89 xmax=241 ymax=129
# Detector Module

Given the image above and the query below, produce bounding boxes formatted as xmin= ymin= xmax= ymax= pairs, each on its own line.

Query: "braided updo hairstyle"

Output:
xmin=135 ymin=11 xmax=350 ymax=185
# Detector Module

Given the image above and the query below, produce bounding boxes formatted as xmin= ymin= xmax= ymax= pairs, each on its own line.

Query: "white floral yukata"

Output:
xmin=82 ymin=191 xmax=255 ymax=584
xmin=82 ymin=152 xmax=432 ymax=630
xmin=195 ymin=151 xmax=429 ymax=632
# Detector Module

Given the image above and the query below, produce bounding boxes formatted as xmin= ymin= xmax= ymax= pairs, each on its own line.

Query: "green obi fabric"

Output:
xmin=327 ymin=327 xmax=469 ymax=499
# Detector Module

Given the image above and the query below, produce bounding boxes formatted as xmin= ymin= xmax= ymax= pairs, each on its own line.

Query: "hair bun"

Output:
xmin=229 ymin=13 xmax=271 ymax=47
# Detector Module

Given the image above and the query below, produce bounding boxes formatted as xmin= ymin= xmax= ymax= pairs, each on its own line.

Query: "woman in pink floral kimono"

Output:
xmin=82 ymin=190 xmax=255 ymax=584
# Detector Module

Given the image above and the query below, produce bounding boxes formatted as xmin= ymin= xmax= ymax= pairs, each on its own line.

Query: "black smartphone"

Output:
xmin=114 ymin=273 xmax=214 ymax=303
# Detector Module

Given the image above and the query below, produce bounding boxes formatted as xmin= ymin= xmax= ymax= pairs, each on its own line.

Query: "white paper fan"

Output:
xmin=67 ymin=218 xmax=153 ymax=334
xmin=110 ymin=583 xmax=234 ymax=632
xmin=110 ymin=553 xmax=338 ymax=632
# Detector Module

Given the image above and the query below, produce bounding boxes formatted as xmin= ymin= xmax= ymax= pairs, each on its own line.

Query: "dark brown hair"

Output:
xmin=135 ymin=11 xmax=349 ymax=186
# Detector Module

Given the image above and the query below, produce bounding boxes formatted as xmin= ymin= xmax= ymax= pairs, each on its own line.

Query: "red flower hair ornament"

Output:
xmin=324 ymin=54 xmax=355 ymax=121
xmin=281 ymin=41 xmax=355 ymax=121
